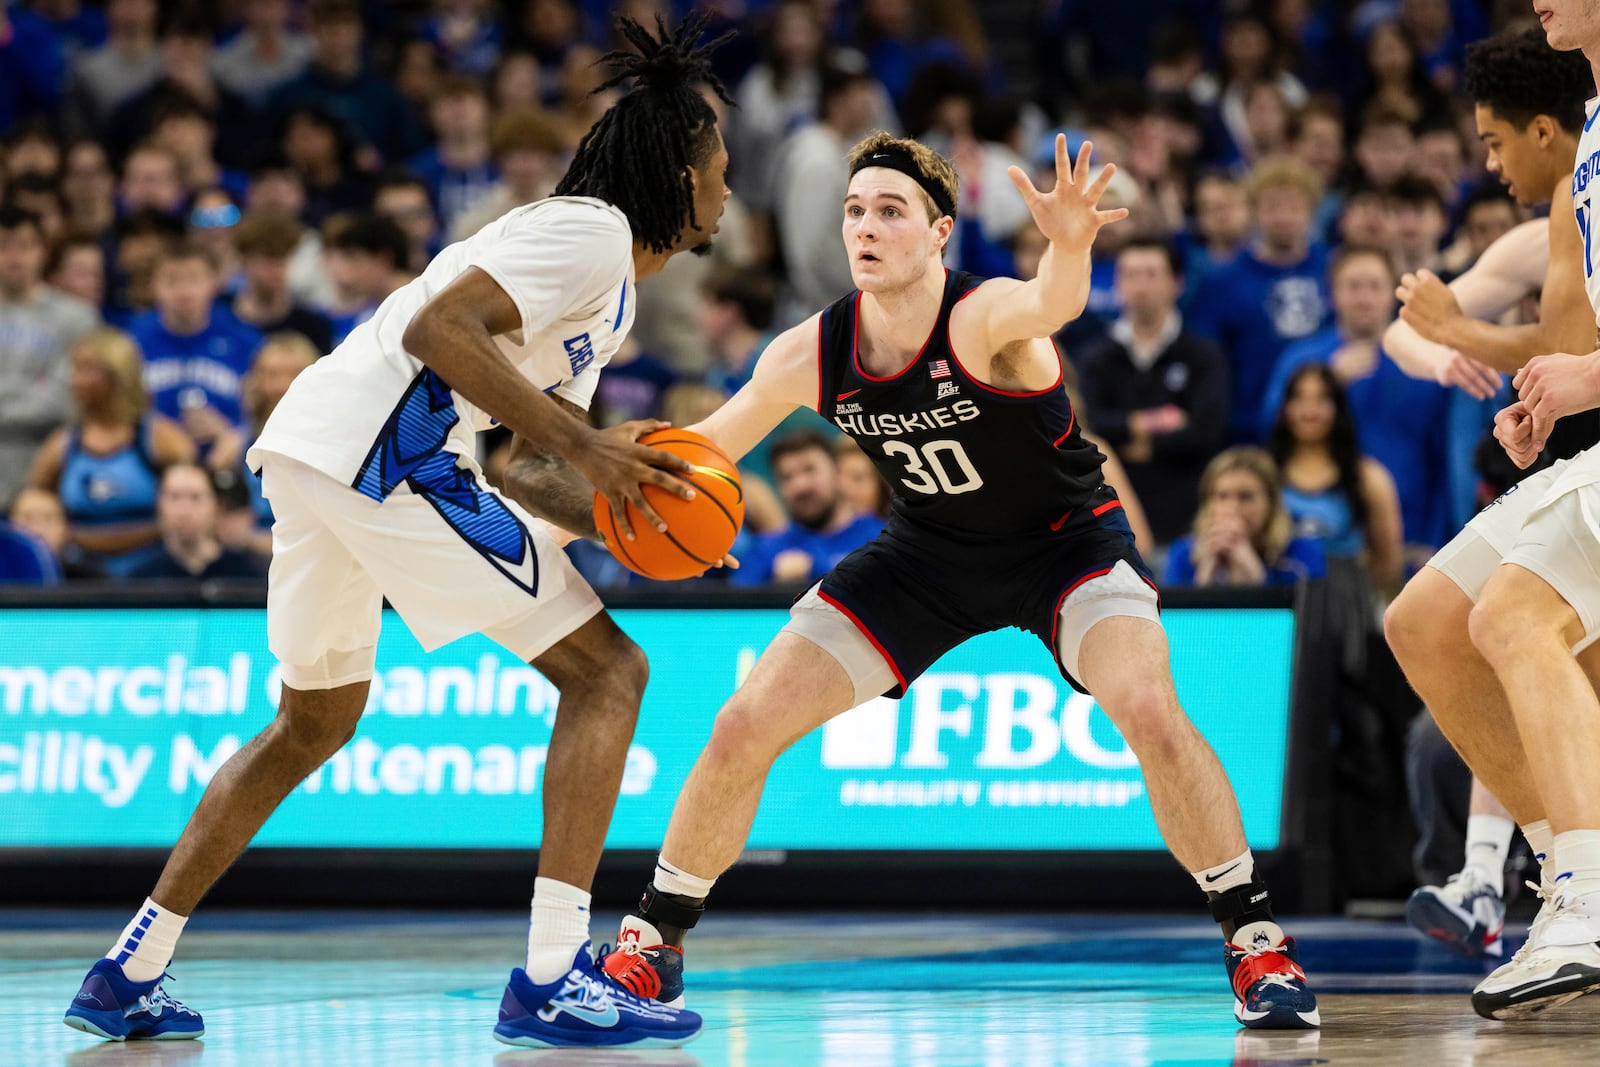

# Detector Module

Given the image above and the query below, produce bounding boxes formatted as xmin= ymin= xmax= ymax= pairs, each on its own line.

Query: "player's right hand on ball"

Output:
xmin=578 ymin=420 xmax=696 ymax=541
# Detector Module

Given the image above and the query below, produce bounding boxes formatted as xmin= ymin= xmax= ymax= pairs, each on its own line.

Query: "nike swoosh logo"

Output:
xmin=1205 ymin=863 xmax=1241 ymax=883
xmin=538 ymin=998 xmax=620 ymax=1028
xmin=837 ymin=389 xmax=863 ymax=401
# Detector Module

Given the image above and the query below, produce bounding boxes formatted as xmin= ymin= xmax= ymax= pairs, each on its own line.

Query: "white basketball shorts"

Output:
xmin=259 ymin=452 xmax=603 ymax=689
xmin=1429 ymin=450 xmax=1600 ymax=652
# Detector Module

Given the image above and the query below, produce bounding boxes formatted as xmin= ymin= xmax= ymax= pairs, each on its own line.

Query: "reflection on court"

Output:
xmin=10 ymin=911 xmax=1600 ymax=1066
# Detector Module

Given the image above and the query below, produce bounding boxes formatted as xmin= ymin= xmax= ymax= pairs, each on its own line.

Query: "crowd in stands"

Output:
xmin=0 ymin=0 xmax=1565 ymax=597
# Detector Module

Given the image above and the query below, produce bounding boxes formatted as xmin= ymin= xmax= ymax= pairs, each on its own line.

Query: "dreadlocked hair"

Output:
xmin=555 ymin=13 xmax=735 ymax=254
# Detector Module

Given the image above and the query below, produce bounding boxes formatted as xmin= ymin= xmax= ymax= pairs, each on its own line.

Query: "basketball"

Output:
xmin=592 ymin=429 xmax=745 ymax=580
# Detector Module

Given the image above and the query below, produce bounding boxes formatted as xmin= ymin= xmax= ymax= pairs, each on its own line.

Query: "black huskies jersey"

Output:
xmin=816 ymin=269 xmax=1113 ymax=537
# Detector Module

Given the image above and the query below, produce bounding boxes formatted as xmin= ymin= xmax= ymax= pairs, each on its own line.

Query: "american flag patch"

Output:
xmin=929 ymin=359 xmax=951 ymax=379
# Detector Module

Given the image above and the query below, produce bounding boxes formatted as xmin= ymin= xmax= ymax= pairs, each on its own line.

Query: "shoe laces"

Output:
xmin=1441 ymin=867 xmax=1497 ymax=903
xmin=580 ymin=960 xmax=655 ymax=1009
xmin=1507 ymin=880 xmax=1558 ymax=965
xmin=138 ymin=975 xmax=196 ymax=1017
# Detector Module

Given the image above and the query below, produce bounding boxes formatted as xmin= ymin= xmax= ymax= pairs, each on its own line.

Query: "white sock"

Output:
xmin=1522 ymin=820 xmax=1556 ymax=890
xmin=1463 ymin=813 xmax=1514 ymax=894
xmin=1193 ymin=849 xmax=1255 ymax=895
xmin=526 ymin=877 xmax=592 ymax=985
xmin=106 ymin=897 xmax=188 ymax=983
xmin=654 ymin=856 xmax=716 ymax=901
xmin=1554 ymin=829 xmax=1600 ymax=899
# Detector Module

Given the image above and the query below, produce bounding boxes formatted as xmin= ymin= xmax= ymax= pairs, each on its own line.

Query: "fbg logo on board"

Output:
xmin=820 ymin=672 xmax=1138 ymax=772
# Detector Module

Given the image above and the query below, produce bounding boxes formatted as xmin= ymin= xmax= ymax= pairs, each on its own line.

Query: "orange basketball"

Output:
xmin=591 ymin=429 xmax=745 ymax=580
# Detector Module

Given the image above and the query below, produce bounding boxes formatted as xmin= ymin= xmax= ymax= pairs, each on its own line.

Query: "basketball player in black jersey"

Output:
xmin=600 ymin=132 xmax=1319 ymax=1029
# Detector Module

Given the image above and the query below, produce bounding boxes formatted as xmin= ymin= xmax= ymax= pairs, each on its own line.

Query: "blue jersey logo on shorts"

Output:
xmin=353 ymin=368 xmax=540 ymax=595
xmin=564 ymin=333 xmax=594 ymax=376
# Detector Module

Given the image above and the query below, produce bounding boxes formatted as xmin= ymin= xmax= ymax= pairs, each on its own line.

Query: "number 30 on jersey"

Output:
xmin=882 ymin=439 xmax=984 ymax=495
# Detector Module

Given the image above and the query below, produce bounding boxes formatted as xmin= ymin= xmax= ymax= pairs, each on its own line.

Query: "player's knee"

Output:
xmin=270 ymin=703 xmax=360 ymax=766
xmin=607 ymin=636 xmax=650 ymax=703
xmin=1102 ymin=685 xmax=1188 ymax=764
xmin=548 ymin=631 xmax=650 ymax=709
xmin=704 ymin=695 xmax=784 ymax=769
xmin=1467 ymin=595 xmax=1523 ymax=666
xmin=1383 ymin=590 xmax=1429 ymax=663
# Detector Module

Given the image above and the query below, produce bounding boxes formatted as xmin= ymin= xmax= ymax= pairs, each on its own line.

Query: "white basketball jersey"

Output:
xmin=1572 ymin=99 xmax=1600 ymax=327
xmin=248 ymin=197 xmax=635 ymax=490
xmin=1528 ymin=101 xmax=1600 ymax=504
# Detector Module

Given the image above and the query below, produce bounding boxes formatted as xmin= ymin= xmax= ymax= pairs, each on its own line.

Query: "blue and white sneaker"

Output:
xmin=494 ymin=941 xmax=702 ymax=1049
xmin=1406 ymin=867 xmax=1506 ymax=958
xmin=1224 ymin=922 xmax=1321 ymax=1029
xmin=63 ymin=959 xmax=204 ymax=1041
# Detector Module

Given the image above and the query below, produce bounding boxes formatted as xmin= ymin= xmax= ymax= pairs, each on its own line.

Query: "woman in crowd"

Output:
xmin=26 ymin=327 xmax=195 ymax=577
xmin=1268 ymin=362 xmax=1403 ymax=587
xmin=1165 ymin=447 xmax=1326 ymax=587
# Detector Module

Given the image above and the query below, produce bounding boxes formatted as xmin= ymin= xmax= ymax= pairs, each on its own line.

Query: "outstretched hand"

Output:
xmin=1006 ymin=135 xmax=1128 ymax=253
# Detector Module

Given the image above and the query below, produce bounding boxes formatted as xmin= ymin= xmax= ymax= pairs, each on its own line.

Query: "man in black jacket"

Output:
xmin=1077 ymin=237 xmax=1229 ymax=544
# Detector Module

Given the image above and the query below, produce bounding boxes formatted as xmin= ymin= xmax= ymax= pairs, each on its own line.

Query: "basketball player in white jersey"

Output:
xmin=63 ymin=17 xmax=727 ymax=1049
xmin=1381 ymin=27 xmax=1596 ymax=962
xmin=1385 ymin=5 xmax=1600 ymax=1018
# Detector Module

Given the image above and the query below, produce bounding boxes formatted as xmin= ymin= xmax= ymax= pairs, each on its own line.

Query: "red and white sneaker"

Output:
xmin=1223 ymin=921 xmax=1321 ymax=1029
xmin=599 ymin=916 xmax=687 ymax=1008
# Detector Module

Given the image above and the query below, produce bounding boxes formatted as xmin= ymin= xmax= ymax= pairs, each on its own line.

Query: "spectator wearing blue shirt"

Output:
xmin=0 ymin=521 xmax=60 ymax=584
xmin=1178 ymin=172 xmax=1251 ymax=307
xmin=321 ymin=213 xmax=410 ymax=346
xmin=132 ymin=242 xmax=263 ymax=455
xmin=1164 ymin=447 xmax=1327 ymax=588
xmin=1268 ymin=362 xmax=1405 ymax=588
xmin=270 ymin=0 xmax=426 ymax=165
xmin=420 ymin=0 xmax=503 ymax=76
xmin=223 ymin=331 xmax=319 ymax=558
xmin=107 ymin=12 xmax=255 ymax=169
xmin=1258 ymin=245 xmax=1452 ymax=551
xmin=733 ymin=431 xmax=885 ymax=588
xmin=1189 ymin=156 xmax=1331 ymax=444
xmin=7 ymin=486 xmax=103 ymax=581
xmin=594 ymin=335 xmax=678 ymax=427
xmin=0 ymin=1 xmax=68 ymax=137
xmin=408 ymin=76 xmax=499 ymax=236
xmin=373 ymin=170 xmax=443 ymax=276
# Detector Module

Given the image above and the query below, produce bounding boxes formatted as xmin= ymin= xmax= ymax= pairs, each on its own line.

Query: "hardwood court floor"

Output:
xmin=8 ymin=910 xmax=1599 ymax=1066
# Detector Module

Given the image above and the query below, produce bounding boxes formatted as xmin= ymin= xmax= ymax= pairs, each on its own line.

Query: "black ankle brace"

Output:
xmin=639 ymin=885 xmax=706 ymax=931
xmin=1207 ymin=879 xmax=1274 ymax=939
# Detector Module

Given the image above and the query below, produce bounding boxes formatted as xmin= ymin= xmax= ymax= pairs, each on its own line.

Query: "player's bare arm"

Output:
xmin=688 ymin=316 xmax=819 ymax=461
xmin=500 ymin=397 xmax=679 ymax=544
xmin=1386 ymin=218 xmax=1546 ymax=395
xmin=1399 ymin=181 xmax=1593 ymax=373
xmin=950 ymin=136 xmax=1127 ymax=373
xmin=402 ymin=265 xmax=694 ymax=539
